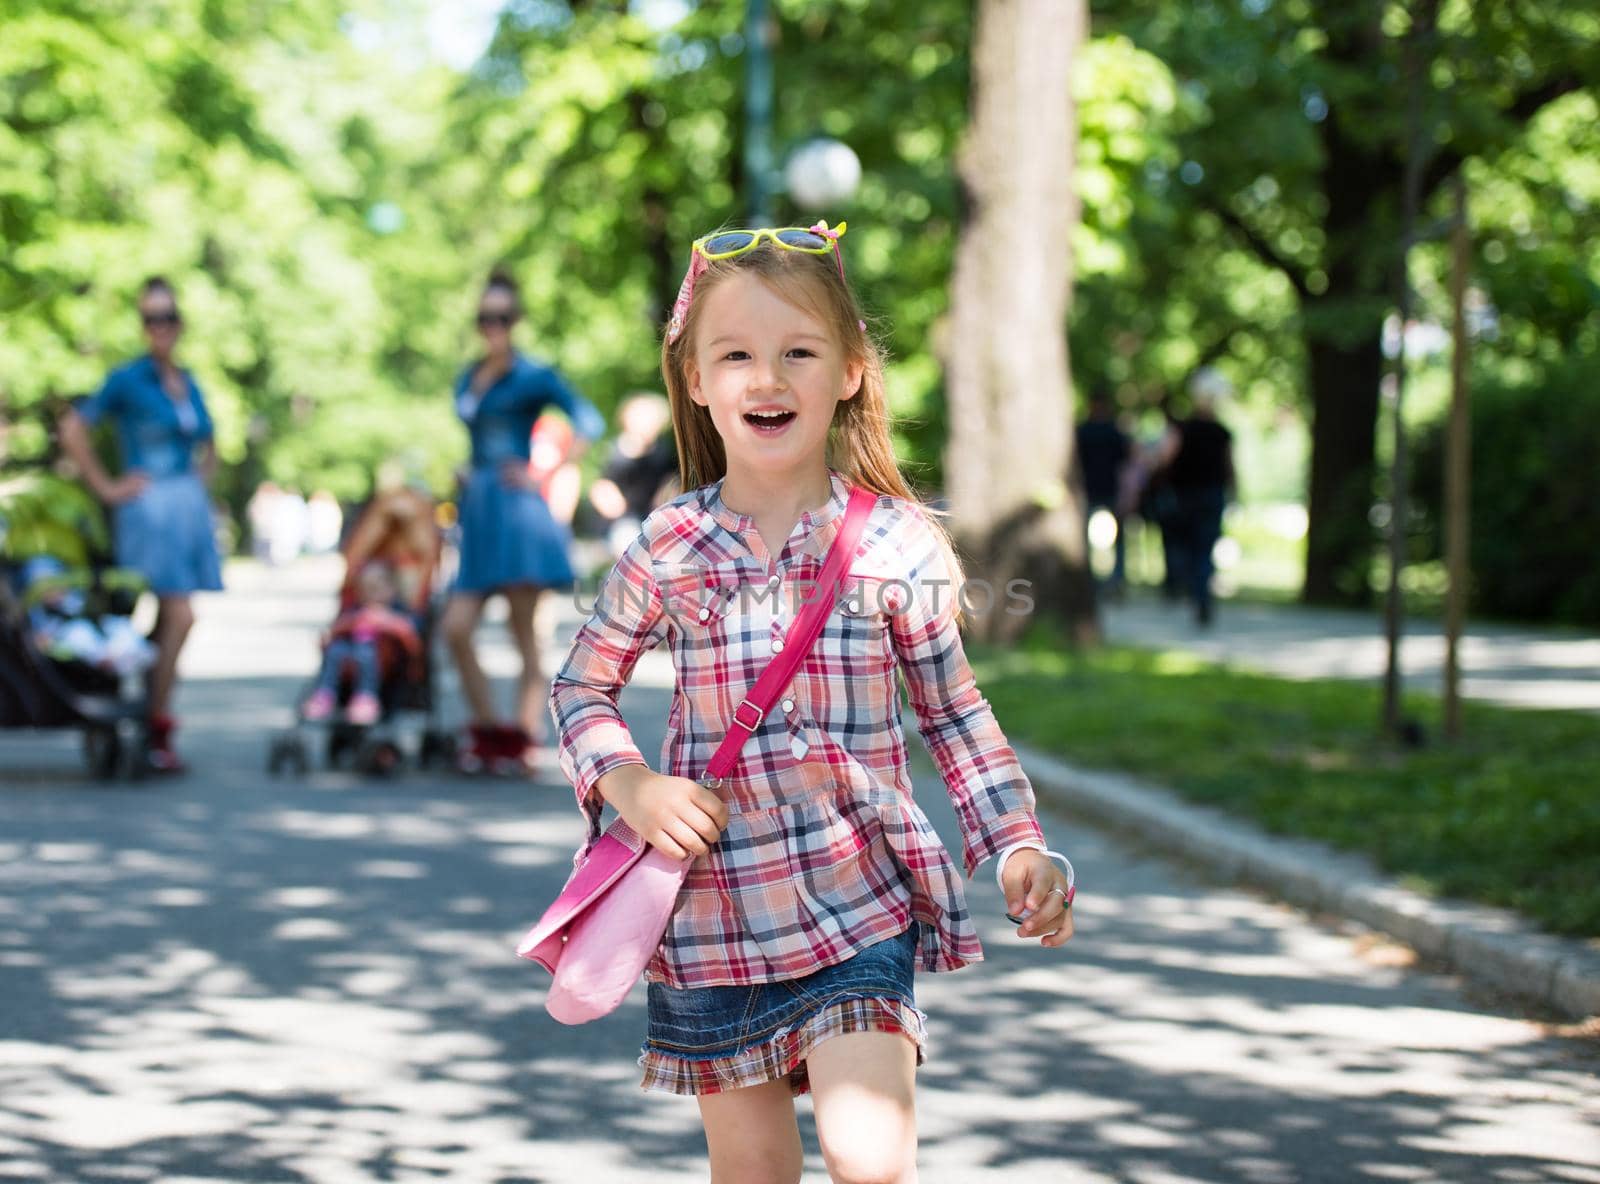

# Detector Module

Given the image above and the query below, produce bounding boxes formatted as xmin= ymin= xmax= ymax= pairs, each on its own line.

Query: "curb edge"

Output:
xmin=1014 ymin=742 xmax=1600 ymax=1021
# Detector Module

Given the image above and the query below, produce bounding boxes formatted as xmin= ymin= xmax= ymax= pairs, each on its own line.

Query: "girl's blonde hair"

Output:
xmin=659 ymin=242 xmax=969 ymax=627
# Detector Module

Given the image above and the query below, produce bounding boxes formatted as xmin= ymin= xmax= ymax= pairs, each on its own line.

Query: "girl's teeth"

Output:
xmin=745 ymin=410 xmax=796 ymax=429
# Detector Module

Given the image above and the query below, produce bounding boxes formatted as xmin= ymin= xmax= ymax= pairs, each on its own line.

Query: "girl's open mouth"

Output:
xmin=743 ymin=410 xmax=797 ymax=434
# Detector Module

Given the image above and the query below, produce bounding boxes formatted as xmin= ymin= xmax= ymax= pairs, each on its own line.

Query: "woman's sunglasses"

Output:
xmin=141 ymin=311 xmax=181 ymax=328
xmin=475 ymin=311 xmax=515 ymax=329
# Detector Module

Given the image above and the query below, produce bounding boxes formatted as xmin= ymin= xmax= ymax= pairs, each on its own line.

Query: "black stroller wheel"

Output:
xmin=418 ymin=729 xmax=457 ymax=769
xmin=268 ymin=732 xmax=310 ymax=778
xmin=83 ymin=727 xmax=121 ymax=781
xmin=357 ymin=736 xmax=401 ymax=778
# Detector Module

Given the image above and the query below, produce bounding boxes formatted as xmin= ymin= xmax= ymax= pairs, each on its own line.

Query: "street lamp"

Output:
xmin=743 ymin=2 xmax=861 ymax=221
xmin=743 ymin=0 xmax=776 ymax=223
xmin=784 ymin=137 xmax=862 ymax=211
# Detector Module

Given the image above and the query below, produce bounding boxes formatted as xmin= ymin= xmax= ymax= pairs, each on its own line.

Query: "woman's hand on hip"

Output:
xmin=1001 ymin=849 xmax=1076 ymax=948
xmin=597 ymin=765 xmax=729 ymax=861
xmin=498 ymin=460 xmax=535 ymax=491
xmin=101 ymin=471 xmax=151 ymax=505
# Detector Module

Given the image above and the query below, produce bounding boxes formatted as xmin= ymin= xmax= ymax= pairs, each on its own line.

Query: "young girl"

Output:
xmin=548 ymin=223 xmax=1075 ymax=1184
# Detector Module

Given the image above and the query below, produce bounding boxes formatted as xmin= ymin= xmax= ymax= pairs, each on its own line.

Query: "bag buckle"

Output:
xmin=731 ymin=697 xmax=764 ymax=732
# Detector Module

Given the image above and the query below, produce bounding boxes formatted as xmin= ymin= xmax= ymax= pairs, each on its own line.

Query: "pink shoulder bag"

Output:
xmin=517 ymin=485 xmax=878 ymax=1024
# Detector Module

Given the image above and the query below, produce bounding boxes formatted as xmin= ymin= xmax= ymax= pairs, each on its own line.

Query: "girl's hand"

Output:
xmin=597 ymin=765 xmax=729 ymax=861
xmin=1002 ymin=849 xmax=1075 ymax=948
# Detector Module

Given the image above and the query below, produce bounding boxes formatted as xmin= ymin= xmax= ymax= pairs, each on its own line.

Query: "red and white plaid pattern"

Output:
xmin=549 ymin=469 xmax=1048 ymax=989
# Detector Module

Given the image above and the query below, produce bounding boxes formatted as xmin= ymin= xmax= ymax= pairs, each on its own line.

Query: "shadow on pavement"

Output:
xmin=1 ymin=658 xmax=1594 ymax=1181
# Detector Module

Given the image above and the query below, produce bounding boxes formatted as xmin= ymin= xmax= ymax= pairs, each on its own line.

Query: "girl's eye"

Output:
xmin=722 ymin=350 xmax=749 ymax=362
xmin=788 ymin=348 xmax=816 ymax=359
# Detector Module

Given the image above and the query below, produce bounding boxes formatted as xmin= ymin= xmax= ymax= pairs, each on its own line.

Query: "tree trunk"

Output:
xmin=1303 ymin=311 xmax=1384 ymax=605
xmin=944 ymin=0 xmax=1098 ymax=646
xmin=1300 ymin=64 xmax=1395 ymax=607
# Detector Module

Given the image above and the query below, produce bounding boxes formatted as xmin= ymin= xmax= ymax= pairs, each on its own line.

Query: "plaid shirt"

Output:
xmin=549 ymin=468 xmax=1047 ymax=988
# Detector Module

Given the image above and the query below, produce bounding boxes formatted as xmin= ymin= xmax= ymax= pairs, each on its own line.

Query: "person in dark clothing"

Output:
xmin=586 ymin=392 xmax=679 ymax=560
xmin=1074 ymin=387 xmax=1131 ymax=593
xmin=1163 ymin=369 xmax=1235 ymax=625
xmin=1137 ymin=397 xmax=1185 ymax=600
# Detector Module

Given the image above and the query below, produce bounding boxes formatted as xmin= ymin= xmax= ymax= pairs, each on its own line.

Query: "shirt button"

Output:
xmin=767 ymin=574 xmax=781 ymax=589
xmin=847 ymin=600 xmax=861 ymax=614
xmin=698 ymin=607 xmax=711 ymax=622
xmin=781 ymin=698 xmax=795 ymax=713
xmin=770 ymin=639 xmax=784 ymax=654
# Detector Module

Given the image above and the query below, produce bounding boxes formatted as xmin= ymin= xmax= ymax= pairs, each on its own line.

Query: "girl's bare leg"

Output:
xmin=441 ymin=593 xmax=494 ymax=723
xmin=697 ymin=1078 xmax=804 ymax=1184
xmin=808 ymin=1031 xmax=919 ymax=1184
xmin=503 ymin=584 xmax=546 ymax=742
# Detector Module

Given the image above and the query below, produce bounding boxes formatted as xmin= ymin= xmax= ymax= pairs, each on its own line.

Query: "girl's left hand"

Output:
xmin=1001 ymin=849 xmax=1075 ymax=948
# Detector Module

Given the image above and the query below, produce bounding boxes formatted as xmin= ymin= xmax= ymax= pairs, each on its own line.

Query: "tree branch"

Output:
xmin=1207 ymin=202 xmax=1313 ymax=301
xmin=1419 ymin=72 xmax=1583 ymax=202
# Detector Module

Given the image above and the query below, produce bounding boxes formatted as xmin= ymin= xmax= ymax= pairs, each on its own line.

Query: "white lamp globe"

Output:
xmin=785 ymin=138 xmax=862 ymax=210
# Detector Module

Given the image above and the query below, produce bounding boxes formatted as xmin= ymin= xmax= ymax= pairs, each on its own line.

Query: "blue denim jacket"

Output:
xmin=454 ymin=352 xmax=604 ymax=469
xmin=78 ymin=356 xmax=213 ymax=480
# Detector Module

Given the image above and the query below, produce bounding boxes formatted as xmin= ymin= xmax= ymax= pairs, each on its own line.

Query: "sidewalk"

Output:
xmin=7 ymin=561 xmax=1596 ymax=1180
xmin=1101 ymin=594 xmax=1600 ymax=713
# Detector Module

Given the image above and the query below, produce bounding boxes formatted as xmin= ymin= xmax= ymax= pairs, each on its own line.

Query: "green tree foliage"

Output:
xmin=1407 ymin=92 xmax=1600 ymax=626
xmin=1088 ymin=0 xmax=1596 ymax=604
xmin=454 ymin=0 xmax=979 ymax=485
xmin=1 ymin=0 xmax=473 ymax=516
xmin=3 ymin=0 xmax=1594 ymax=629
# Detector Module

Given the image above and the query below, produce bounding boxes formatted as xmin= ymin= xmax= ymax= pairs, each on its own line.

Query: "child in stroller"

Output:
xmin=300 ymin=561 xmax=420 ymax=726
xmin=269 ymin=483 xmax=452 ymax=777
xmin=22 ymin=555 xmax=156 ymax=679
xmin=0 ymin=546 xmax=152 ymax=781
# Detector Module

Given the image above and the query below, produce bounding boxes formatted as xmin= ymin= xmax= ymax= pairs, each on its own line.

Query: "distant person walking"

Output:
xmin=57 ymin=276 xmax=223 ymax=773
xmin=1162 ymin=368 xmax=1235 ymax=626
xmin=440 ymin=268 xmax=606 ymax=775
xmin=1075 ymin=386 xmax=1131 ymax=595
xmin=586 ymin=391 xmax=678 ymax=560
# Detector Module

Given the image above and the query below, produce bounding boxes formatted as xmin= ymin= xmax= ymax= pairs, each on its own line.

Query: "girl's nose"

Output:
xmin=748 ymin=355 xmax=787 ymax=392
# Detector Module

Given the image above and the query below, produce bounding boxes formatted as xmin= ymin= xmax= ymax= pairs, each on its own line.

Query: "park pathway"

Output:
xmin=0 ymin=558 xmax=1595 ymax=1182
xmin=1102 ymin=593 xmax=1600 ymax=713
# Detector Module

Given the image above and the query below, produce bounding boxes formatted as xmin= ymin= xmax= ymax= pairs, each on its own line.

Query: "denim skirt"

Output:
xmin=115 ymin=474 xmax=223 ymax=596
xmin=638 ymin=925 xmax=927 ymax=1097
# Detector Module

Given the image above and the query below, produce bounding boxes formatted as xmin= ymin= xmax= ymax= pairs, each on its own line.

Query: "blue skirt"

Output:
xmin=115 ymin=474 xmax=223 ymax=596
xmin=454 ymin=468 xmax=576 ymax=594
xmin=638 ymin=926 xmax=927 ymax=1097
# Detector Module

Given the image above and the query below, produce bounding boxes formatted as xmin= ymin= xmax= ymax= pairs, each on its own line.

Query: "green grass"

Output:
xmin=971 ymin=626 xmax=1600 ymax=939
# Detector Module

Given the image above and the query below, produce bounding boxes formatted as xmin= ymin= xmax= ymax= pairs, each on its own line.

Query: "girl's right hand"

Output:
xmin=598 ymin=765 xmax=729 ymax=861
xmin=101 ymin=471 xmax=150 ymax=505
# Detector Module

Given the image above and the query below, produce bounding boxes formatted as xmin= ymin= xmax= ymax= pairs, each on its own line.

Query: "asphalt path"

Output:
xmin=1 ymin=558 xmax=1595 ymax=1183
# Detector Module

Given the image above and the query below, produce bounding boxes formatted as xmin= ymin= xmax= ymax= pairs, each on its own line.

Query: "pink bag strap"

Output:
xmin=701 ymin=485 xmax=877 ymax=789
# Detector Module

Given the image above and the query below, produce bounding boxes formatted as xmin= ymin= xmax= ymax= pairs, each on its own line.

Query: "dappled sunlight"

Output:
xmin=0 ymin=775 xmax=716 ymax=1181
xmin=908 ymin=807 xmax=1600 ymax=1180
xmin=1 ymin=583 xmax=1593 ymax=1181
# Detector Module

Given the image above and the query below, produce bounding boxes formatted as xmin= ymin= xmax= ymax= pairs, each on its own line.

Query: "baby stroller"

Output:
xmin=0 ymin=477 xmax=154 ymax=780
xmin=266 ymin=485 xmax=455 ymax=778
